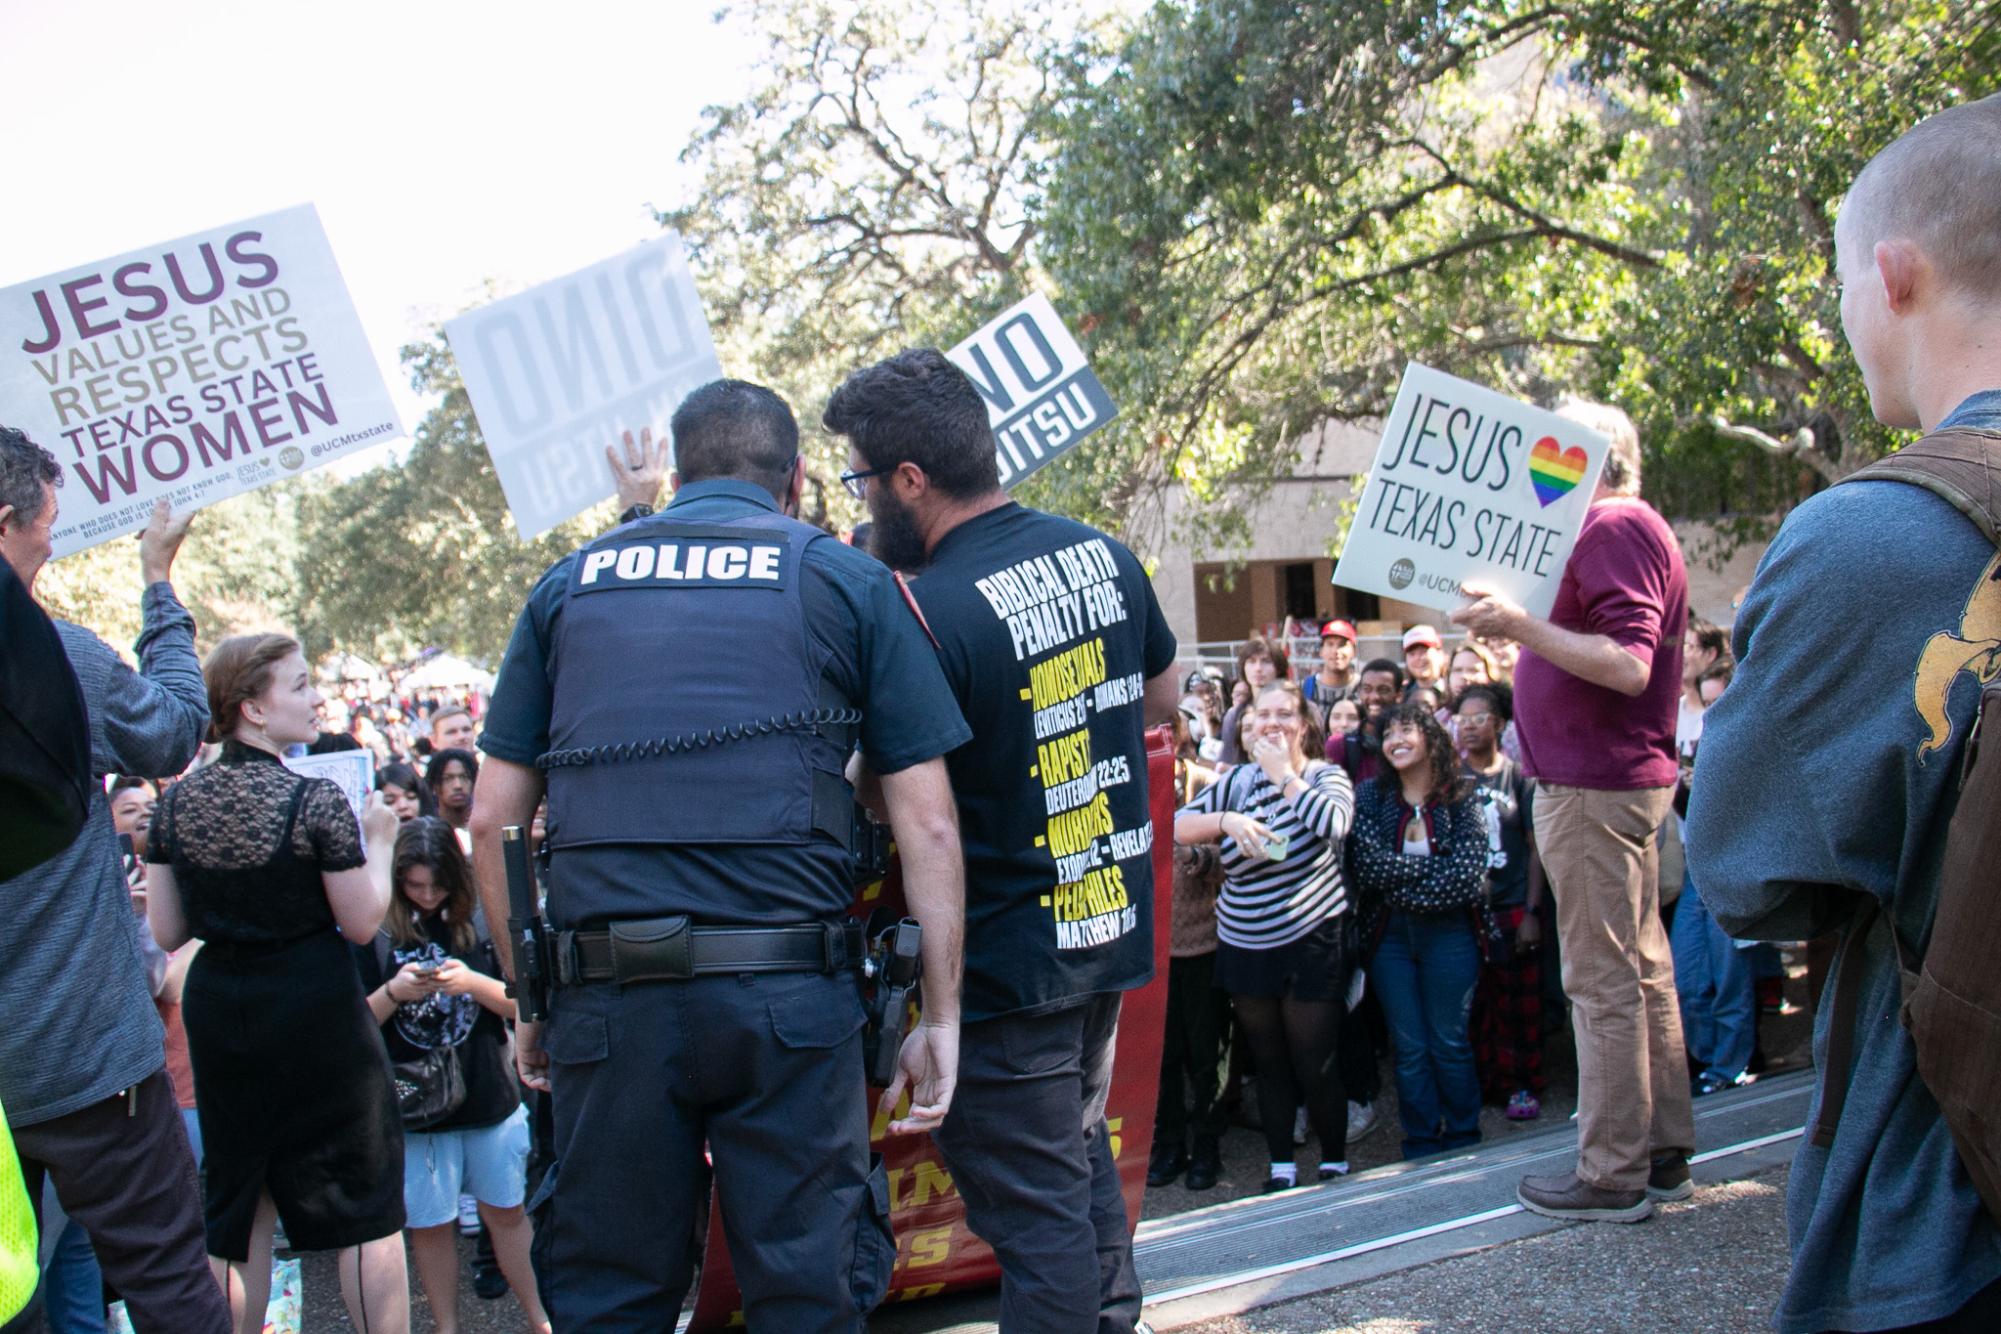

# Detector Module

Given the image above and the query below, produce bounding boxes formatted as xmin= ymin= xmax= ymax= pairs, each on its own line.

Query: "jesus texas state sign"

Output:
xmin=1332 ymin=364 xmax=1610 ymax=619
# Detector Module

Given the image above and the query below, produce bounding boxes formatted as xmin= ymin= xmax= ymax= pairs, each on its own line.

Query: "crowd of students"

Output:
xmin=37 ymin=641 xmax=543 ymax=1334
xmin=1151 ymin=613 xmax=1750 ymax=1194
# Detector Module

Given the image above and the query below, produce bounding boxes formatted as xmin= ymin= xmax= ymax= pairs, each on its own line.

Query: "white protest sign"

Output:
xmin=1 ymin=205 xmax=403 ymax=560
xmin=1332 ymin=364 xmax=1610 ymax=619
xmin=446 ymin=234 xmax=723 ymax=542
xmin=284 ymin=749 xmax=377 ymax=823
xmin=946 ymin=293 xmax=1118 ymax=489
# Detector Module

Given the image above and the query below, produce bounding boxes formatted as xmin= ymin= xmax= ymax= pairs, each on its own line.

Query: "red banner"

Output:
xmin=688 ymin=726 xmax=1176 ymax=1327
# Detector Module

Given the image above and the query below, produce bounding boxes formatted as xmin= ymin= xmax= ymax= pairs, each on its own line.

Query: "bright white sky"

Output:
xmin=0 ymin=0 xmax=757 ymax=463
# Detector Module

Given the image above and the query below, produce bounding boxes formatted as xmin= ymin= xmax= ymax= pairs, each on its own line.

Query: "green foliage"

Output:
xmin=292 ymin=333 xmax=611 ymax=664
xmin=1597 ymin=0 xmax=1999 ymax=512
xmin=44 ymin=0 xmax=2001 ymax=660
xmin=1041 ymin=0 xmax=2000 ymax=555
xmin=663 ymin=0 xmax=1136 ymax=522
xmin=39 ymin=484 xmax=308 ymax=656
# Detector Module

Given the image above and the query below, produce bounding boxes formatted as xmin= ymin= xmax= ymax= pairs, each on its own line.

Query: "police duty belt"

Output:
xmin=536 ymin=707 xmax=864 ymax=771
xmin=555 ymin=916 xmax=869 ymax=986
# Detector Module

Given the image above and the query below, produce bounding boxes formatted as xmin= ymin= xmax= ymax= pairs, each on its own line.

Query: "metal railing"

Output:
xmin=1177 ymin=636 xmax=1408 ymax=683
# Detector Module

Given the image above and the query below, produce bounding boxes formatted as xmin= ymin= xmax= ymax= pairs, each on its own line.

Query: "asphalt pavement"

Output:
xmin=1175 ymin=1167 xmax=1793 ymax=1334
xmin=287 ymin=948 xmax=1815 ymax=1331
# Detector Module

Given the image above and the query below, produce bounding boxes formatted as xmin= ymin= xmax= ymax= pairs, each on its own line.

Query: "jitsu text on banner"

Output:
xmin=445 ymin=234 xmax=723 ymax=543
xmin=945 ymin=293 xmax=1118 ymax=489
xmin=0 ymin=205 xmax=403 ymax=560
xmin=1331 ymin=364 xmax=1610 ymax=620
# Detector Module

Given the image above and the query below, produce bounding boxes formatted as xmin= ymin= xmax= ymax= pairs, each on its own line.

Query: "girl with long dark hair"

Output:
xmin=1348 ymin=703 xmax=1491 ymax=1159
xmin=375 ymin=762 xmax=436 ymax=822
xmin=356 ymin=818 xmax=547 ymax=1334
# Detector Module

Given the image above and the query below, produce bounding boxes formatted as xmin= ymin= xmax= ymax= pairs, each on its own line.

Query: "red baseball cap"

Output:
xmin=1402 ymin=625 xmax=1443 ymax=651
xmin=1318 ymin=619 xmax=1358 ymax=642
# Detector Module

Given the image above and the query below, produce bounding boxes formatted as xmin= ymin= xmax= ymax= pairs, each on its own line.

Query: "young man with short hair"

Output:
xmin=1690 ymin=94 xmax=2001 ymax=1331
xmin=1325 ymin=658 xmax=1403 ymax=785
xmin=1401 ymin=625 xmax=1446 ymax=692
xmin=1302 ymin=619 xmax=1359 ymax=732
xmin=429 ymin=704 xmax=476 ymax=753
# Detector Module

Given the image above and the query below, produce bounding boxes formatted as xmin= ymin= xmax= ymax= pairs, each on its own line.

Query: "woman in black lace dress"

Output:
xmin=147 ymin=633 xmax=410 ymax=1334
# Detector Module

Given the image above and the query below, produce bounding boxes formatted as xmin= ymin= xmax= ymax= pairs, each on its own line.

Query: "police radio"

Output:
xmin=861 ymin=914 xmax=922 ymax=1088
xmin=850 ymin=805 xmax=892 ymax=882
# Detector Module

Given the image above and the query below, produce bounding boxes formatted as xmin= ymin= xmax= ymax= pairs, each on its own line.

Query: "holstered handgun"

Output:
xmin=862 ymin=915 xmax=922 ymax=1087
xmin=503 ymin=824 xmax=552 ymax=1023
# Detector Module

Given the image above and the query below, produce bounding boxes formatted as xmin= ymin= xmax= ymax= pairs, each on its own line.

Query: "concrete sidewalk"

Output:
xmin=1177 ymin=1167 xmax=1791 ymax=1333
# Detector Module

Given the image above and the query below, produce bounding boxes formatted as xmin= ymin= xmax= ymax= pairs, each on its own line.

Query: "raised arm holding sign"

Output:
xmin=446 ymin=233 xmax=722 ymax=541
xmin=1331 ymin=364 xmax=1609 ymax=619
xmin=1 ymin=205 xmax=403 ymax=559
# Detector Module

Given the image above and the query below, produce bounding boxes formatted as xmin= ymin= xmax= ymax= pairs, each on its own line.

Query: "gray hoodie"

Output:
xmin=1689 ymin=390 xmax=2001 ymax=1331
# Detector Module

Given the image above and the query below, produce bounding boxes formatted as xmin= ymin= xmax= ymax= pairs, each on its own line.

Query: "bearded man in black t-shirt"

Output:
xmin=827 ymin=349 xmax=1179 ymax=1334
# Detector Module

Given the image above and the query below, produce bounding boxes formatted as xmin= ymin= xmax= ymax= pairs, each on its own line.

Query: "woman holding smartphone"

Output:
xmin=1175 ymin=680 xmax=1357 ymax=1191
xmin=356 ymin=818 xmax=546 ymax=1334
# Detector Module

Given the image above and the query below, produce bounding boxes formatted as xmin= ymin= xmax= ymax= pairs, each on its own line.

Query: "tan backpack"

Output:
xmin=1815 ymin=426 xmax=2001 ymax=1223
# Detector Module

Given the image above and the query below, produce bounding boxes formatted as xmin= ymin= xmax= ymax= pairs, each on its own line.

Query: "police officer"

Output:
xmin=826 ymin=350 xmax=1180 ymax=1334
xmin=470 ymin=379 xmax=969 ymax=1332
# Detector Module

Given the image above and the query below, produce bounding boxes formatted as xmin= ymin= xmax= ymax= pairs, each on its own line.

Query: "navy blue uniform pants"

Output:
xmin=530 ymin=970 xmax=893 ymax=1332
xmin=933 ymin=993 xmax=1144 ymax=1334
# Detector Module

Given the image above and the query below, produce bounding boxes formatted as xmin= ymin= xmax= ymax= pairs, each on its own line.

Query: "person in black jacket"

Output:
xmin=1348 ymin=704 xmax=1490 ymax=1161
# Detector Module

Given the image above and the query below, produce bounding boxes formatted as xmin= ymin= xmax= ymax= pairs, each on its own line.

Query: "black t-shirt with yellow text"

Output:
xmin=909 ymin=504 xmax=1177 ymax=1020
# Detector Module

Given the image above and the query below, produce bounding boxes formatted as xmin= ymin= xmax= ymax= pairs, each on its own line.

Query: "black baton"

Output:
xmin=503 ymin=824 xmax=551 ymax=1023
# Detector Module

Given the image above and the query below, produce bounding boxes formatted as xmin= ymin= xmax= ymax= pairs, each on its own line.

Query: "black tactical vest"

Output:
xmin=541 ymin=511 xmax=856 ymax=853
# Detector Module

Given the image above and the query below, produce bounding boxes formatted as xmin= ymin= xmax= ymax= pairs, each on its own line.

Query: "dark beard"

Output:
xmin=867 ymin=488 xmax=930 ymax=572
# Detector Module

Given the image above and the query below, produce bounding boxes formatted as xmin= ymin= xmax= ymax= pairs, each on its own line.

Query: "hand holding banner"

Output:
xmin=1332 ymin=365 xmax=1610 ymax=619
xmin=1 ymin=205 xmax=403 ymax=560
xmin=446 ymin=234 xmax=722 ymax=542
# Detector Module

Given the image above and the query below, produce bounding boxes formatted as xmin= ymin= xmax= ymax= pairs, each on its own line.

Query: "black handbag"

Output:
xmin=392 ymin=1045 xmax=466 ymax=1130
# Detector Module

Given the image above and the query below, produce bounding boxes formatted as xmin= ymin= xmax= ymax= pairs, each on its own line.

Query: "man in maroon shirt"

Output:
xmin=1452 ymin=397 xmax=1694 ymax=1223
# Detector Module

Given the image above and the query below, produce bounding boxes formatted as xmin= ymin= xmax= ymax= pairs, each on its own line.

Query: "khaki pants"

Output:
xmin=1535 ymin=782 xmax=1695 ymax=1190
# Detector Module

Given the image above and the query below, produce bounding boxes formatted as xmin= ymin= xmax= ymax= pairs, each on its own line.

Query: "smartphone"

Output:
xmin=1264 ymin=834 xmax=1289 ymax=862
xmin=414 ymin=962 xmax=439 ymax=978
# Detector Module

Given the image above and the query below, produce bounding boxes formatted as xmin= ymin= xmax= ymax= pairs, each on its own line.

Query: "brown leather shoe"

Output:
xmin=1517 ymin=1171 xmax=1654 ymax=1222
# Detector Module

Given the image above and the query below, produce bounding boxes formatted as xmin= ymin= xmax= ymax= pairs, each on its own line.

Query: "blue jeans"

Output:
xmin=1669 ymin=866 xmax=1756 ymax=1081
xmin=41 ymin=1217 xmax=106 ymax=1334
xmin=1371 ymin=911 xmax=1483 ymax=1159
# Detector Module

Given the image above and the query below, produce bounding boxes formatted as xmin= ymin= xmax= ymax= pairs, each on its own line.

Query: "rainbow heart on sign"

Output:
xmin=1528 ymin=436 xmax=1589 ymax=507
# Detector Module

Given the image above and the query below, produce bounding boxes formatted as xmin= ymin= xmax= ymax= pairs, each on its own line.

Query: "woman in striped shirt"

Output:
xmin=1175 ymin=680 xmax=1357 ymax=1191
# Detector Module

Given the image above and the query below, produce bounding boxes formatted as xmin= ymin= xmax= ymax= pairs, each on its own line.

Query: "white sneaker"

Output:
xmin=458 ymin=1194 xmax=480 ymax=1236
xmin=1293 ymin=1105 xmax=1309 ymax=1146
xmin=1347 ymin=1100 xmax=1380 ymax=1142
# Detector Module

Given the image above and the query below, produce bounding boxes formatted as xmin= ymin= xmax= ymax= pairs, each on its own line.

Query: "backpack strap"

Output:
xmin=1838 ymin=427 xmax=2001 ymax=545
xmin=1814 ymin=427 xmax=1999 ymax=1147
xmin=1811 ymin=894 xmax=1928 ymax=1147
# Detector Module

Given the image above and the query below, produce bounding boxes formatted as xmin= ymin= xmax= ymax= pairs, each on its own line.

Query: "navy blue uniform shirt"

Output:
xmin=481 ymin=479 xmax=972 ymax=929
